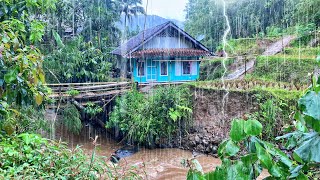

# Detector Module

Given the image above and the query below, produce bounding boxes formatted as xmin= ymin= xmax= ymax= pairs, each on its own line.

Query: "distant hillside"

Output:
xmin=117 ymin=15 xmax=184 ymax=32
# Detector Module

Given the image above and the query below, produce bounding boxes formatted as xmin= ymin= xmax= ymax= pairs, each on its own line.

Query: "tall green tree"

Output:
xmin=0 ymin=0 xmax=56 ymax=134
xmin=185 ymin=0 xmax=319 ymax=50
xmin=118 ymin=0 xmax=145 ymax=78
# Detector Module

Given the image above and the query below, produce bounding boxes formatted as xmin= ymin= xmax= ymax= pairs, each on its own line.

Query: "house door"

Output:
xmin=147 ymin=60 xmax=157 ymax=81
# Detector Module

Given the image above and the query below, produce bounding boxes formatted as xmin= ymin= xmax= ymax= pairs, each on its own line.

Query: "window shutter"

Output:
xmin=175 ymin=61 xmax=181 ymax=76
xmin=191 ymin=62 xmax=197 ymax=75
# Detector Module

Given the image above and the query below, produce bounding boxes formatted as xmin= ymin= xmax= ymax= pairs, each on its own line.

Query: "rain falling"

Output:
xmin=0 ymin=0 xmax=319 ymax=179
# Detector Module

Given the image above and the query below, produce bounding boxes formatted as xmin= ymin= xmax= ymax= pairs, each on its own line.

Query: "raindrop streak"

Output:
xmin=221 ymin=0 xmax=231 ymax=125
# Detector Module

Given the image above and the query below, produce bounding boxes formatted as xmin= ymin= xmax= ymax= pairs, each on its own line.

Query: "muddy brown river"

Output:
xmin=52 ymin=123 xmax=220 ymax=179
xmin=52 ymin=122 xmax=267 ymax=179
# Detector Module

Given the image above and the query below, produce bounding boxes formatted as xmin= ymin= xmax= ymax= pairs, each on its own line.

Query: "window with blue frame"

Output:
xmin=182 ymin=61 xmax=191 ymax=75
xmin=160 ymin=61 xmax=168 ymax=75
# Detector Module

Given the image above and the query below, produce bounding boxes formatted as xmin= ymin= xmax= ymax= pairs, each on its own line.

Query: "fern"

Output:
xmin=62 ymin=104 xmax=82 ymax=134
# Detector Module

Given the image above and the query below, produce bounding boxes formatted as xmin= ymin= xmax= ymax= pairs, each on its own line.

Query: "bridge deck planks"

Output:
xmin=47 ymin=82 xmax=131 ymax=107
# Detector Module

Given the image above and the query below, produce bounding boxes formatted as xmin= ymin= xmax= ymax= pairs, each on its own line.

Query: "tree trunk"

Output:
xmin=120 ymin=17 xmax=128 ymax=79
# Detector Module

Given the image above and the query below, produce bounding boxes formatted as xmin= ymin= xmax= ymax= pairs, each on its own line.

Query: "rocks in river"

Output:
xmin=202 ymin=139 xmax=209 ymax=145
xmin=194 ymin=135 xmax=201 ymax=143
xmin=110 ymin=154 xmax=120 ymax=163
xmin=212 ymin=145 xmax=218 ymax=154
xmin=179 ymin=129 xmax=224 ymax=156
xmin=110 ymin=145 xmax=139 ymax=163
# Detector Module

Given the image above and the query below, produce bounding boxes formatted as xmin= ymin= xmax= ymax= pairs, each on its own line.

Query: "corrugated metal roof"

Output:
xmin=111 ymin=21 xmax=211 ymax=57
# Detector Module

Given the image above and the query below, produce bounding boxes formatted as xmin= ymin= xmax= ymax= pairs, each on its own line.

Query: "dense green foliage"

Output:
xmin=41 ymin=0 xmax=145 ymax=82
xmin=200 ymin=58 xmax=234 ymax=80
xmin=0 ymin=0 xmax=55 ymax=134
xmin=0 ymin=133 xmax=141 ymax=179
xmin=107 ymin=86 xmax=192 ymax=145
xmin=250 ymin=96 xmax=294 ymax=141
xmin=185 ymin=0 xmax=319 ymax=50
xmin=44 ymin=37 xmax=112 ymax=83
xmin=187 ymin=62 xmax=320 ymax=179
xmin=0 ymin=1 xmax=143 ymax=179
xmin=62 ymin=104 xmax=82 ymax=134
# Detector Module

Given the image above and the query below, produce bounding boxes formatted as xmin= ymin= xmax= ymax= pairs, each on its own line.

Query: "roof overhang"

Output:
xmin=129 ymin=48 xmax=211 ymax=58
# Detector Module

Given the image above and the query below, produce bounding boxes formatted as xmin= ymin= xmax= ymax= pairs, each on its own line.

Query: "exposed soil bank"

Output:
xmin=179 ymin=88 xmax=259 ymax=154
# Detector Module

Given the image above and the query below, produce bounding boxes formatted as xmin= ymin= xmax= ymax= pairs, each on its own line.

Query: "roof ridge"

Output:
xmin=111 ymin=21 xmax=211 ymax=57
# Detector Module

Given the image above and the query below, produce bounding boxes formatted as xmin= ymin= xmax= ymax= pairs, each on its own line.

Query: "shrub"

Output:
xmin=0 ymin=106 xmax=49 ymax=135
xmin=44 ymin=37 xmax=112 ymax=83
xmin=107 ymin=86 xmax=192 ymax=146
xmin=200 ymin=58 xmax=234 ymax=80
xmin=62 ymin=104 xmax=82 ymax=135
xmin=0 ymin=133 xmax=142 ymax=179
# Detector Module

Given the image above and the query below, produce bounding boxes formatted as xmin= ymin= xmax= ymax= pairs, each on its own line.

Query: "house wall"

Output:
xmin=143 ymin=36 xmax=193 ymax=49
xmin=132 ymin=58 xmax=200 ymax=83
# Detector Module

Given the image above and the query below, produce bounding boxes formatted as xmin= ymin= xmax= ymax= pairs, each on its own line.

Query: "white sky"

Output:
xmin=142 ymin=0 xmax=188 ymax=21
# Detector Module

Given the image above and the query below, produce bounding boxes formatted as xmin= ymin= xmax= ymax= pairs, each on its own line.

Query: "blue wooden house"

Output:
xmin=112 ymin=21 xmax=211 ymax=83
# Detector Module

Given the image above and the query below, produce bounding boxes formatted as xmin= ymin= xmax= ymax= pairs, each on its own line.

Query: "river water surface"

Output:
xmin=54 ymin=123 xmax=221 ymax=179
xmin=52 ymin=118 xmax=268 ymax=180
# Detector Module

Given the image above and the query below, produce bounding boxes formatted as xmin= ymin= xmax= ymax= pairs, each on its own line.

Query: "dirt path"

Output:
xmin=225 ymin=59 xmax=255 ymax=80
xmin=225 ymin=35 xmax=296 ymax=80
xmin=262 ymin=35 xmax=296 ymax=56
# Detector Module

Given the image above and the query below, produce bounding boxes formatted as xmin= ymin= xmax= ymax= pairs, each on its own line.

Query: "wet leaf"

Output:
xmin=35 ymin=93 xmax=43 ymax=105
xmin=240 ymin=153 xmax=258 ymax=166
xmin=52 ymin=30 xmax=64 ymax=48
xmin=270 ymin=164 xmax=282 ymax=177
xmin=4 ymin=43 xmax=10 ymax=49
xmin=4 ymin=70 xmax=17 ymax=83
xmin=2 ymin=35 xmax=9 ymax=43
xmin=255 ymin=143 xmax=273 ymax=169
xmin=191 ymin=159 xmax=203 ymax=173
xmin=296 ymin=173 xmax=308 ymax=180
xmin=244 ymin=120 xmax=262 ymax=136
xmin=187 ymin=170 xmax=205 ymax=180
xmin=230 ymin=119 xmax=246 ymax=142
xmin=224 ymin=140 xmax=240 ymax=156
xmin=316 ymin=55 xmax=320 ymax=63
xmin=27 ymin=54 xmax=37 ymax=62
xmin=39 ymin=71 xmax=45 ymax=83
xmin=294 ymin=132 xmax=320 ymax=163
xmin=298 ymin=90 xmax=320 ymax=120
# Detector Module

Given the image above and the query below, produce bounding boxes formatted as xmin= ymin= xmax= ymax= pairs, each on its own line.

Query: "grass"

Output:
xmin=284 ymin=47 xmax=320 ymax=57
xmin=253 ymin=55 xmax=318 ymax=84
xmin=188 ymin=79 xmax=304 ymax=101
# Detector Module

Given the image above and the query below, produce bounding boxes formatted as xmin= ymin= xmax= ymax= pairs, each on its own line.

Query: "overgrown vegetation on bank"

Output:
xmin=107 ymin=86 xmax=193 ymax=146
xmin=0 ymin=133 xmax=142 ymax=179
xmin=187 ymin=60 xmax=320 ymax=179
xmin=0 ymin=1 xmax=143 ymax=179
xmin=188 ymin=80 xmax=301 ymax=142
